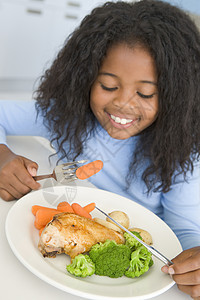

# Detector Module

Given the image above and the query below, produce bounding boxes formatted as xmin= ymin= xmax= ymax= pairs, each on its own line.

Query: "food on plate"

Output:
xmin=93 ymin=217 xmax=124 ymax=233
xmin=83 ymin=202 xmax=96 ymax=213
xmin=71 ymin=203 xmax=92 ymax=219
xmin=35 ymin=208 xmax=61 ymax=228
xmin=57 ymin=201 xmax=75 ymax=213
xmin=75 ymin=160 xmax=103 ymax=180
xmin=38 ymin=212 xmax=125 ymax=258
xmin=106 ymin=210 xmax=130 ymax=230
xmin=89 ymin=240 xmax=131 ymax=278
xmin=124 ymin=231 xmax=143 ymax=250
xmin=125 ymin=246 xmax=153 ymax=278
xmin=32 ymin=201 xmax=95 ymax=232
xmin=33 ymin=201 xmax=153 ymax=279
xmin=66 ymin=254 xmax=95 ymax=278
xmin=129 ymin=227 xmax=153 ymax=245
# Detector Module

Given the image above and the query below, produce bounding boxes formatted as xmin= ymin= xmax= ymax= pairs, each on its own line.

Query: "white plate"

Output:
xmin=5 ymin=186 xmax=182 ymax=300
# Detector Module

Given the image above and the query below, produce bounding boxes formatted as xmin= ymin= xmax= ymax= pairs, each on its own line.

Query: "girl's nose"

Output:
xmin=112 ymin=90 xmax=138 ymax=110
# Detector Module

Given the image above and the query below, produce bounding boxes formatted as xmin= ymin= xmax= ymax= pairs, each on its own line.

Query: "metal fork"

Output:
xmin=33 ymin=160 xmax=88 ymax=184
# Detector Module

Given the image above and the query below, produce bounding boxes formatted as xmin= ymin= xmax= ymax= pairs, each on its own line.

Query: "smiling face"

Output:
xmin=90 ymin=43 xmax=159 ymax=139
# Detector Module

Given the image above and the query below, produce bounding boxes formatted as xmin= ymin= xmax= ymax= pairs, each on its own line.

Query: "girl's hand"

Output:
xmin=0 ymin=144 xmax=41 ymax=201
xmin=161 ymin=247 xmax=200 ymax=299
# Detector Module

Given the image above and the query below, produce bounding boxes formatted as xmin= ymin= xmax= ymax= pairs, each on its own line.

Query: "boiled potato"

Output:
xmin=129 ymin=227 xmax=153 ymax=245
xmin=106 ymin=211 xmax=130 ymax=231
xmin=93 ymin=218 xmax=124 ymax=233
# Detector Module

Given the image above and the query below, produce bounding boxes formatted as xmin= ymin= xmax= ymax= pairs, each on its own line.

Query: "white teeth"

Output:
xmin=110 ymin=114 xmax=133 ymax=125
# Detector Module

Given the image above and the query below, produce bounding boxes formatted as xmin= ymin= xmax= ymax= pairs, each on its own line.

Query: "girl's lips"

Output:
xmin=107 ymin=112 xmax=139 ymax=129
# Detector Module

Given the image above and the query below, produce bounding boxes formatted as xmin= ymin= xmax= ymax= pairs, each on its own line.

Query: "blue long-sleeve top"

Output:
xmin=0 ymin=99 xmax=200 ymax=250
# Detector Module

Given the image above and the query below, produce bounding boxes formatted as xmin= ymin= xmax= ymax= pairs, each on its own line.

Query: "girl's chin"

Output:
xmin=106 ymin=127 xmax=135 ymax=140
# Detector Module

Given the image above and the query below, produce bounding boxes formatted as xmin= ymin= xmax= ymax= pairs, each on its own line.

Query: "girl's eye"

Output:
xmin=100 ymin=83 xmax=118 ymax=92
xmin=137 ymin=91 xmax=155 ymax=99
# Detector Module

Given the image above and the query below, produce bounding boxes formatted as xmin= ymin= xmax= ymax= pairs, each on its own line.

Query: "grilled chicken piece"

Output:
xmin=38 ymin=212 xmax=125 ymax=258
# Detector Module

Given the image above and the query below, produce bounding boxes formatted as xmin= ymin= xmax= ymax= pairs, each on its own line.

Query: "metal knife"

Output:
xmin=95 ymin=206 xmax=173 ymax=266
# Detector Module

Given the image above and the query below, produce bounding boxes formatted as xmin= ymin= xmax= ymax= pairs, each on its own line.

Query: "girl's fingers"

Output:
xmin=173 ymin=269 xmax=200 ymax=285
xmin=171 ymin=247 xmax=200 ymax=274
xmin=0 ymin=188 xmax=15 ymax=201
xmin=177 ymin=283 xmax=200 ymax=299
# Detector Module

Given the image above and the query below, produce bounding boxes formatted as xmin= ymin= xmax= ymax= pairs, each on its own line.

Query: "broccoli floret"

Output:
xmin=125 ymin=246 xmax=152 ymax=278
xmin=89 ymin=240 xmax=131 ymax=278
xmin=66 ymin=254 xmax=95 ymax=278
xmin=124 ymin=231 xmax=143 ymax=250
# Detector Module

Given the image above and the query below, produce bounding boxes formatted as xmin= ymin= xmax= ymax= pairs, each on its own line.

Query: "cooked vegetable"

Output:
xmin=71 ymin=203 xmax=92 ymax=219
xmin=106 ymin=210 xmax=130 ymax=230
xmin=57 ymin=201 xmax=68 ymax=208
xmin=35 ymin=208 xmax=60 ymax=227
xmin=89 ymin=240 xmax=131 ymax=278
xmin=57 ymin=202 xmax=74 ymax=213
xmin=34 ymin=220 xmax=43 ymax=230
xmin=93 ymin=218 xmax=123 ymax=233
xmin=83 ymin=202 xmax=96 ymax=213
xmin=66 ymin=254 xmax=95 ymax=277
xmin=125 ymin=246 xmax=153 ymax=278
xmin=75 ymin=160 xmax=103 ymax=180
xmin=129 ymin=227 xmax=153 ymax=245
xmin=124 ymin=231 xmax=143 ymax=250
xmin=32 ymin=205 xmax=47 ymax=216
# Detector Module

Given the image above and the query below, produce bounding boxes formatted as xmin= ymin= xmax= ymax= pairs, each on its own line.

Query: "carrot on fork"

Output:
xmin=71 ymin=203 xmax=92 ymax=219
xmin=76 ymin=160 xmax=103 ymax=180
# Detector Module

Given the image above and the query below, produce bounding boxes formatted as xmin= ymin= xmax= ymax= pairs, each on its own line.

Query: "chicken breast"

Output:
xmin=38 ymin=212 xmax=125 ymax=258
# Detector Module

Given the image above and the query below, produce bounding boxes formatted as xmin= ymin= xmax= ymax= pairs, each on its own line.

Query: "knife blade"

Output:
xmin=95 ymin=206 xmax=173 ymax=266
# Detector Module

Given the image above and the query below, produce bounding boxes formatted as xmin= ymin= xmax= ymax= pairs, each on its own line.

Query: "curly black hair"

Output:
xmin=35 ymin=0 xmax=200 ymax=193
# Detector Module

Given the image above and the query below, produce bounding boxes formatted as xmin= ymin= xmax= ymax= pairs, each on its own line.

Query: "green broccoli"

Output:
xmin=66 ymin=254 xmax=95 ymax=278
xmin=124 ymin=231 xmax=143 ymax=250
xmin=89 ymin=239 xmax=131 ymax=278
xmin=125 ymin=246 xmax=152 ymax=278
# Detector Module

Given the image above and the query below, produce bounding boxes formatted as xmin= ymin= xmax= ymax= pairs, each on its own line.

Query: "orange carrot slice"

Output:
xmin=83 ymin=202 xmax=96 ymax=213
xmin=76 ymin=160 xmax=103 ymax=180
xmin=57 ymin=201 xmax=68 ymax=208
xmin=35 ymin=208 xmax=61 ymax=226
xmin=57 ymin=202 xmax=74 ymax=213
xmin=71 ymin=203 xmax=92 ymax=219
xmin=39 ymin=226 xmax=45 ymax=236
xmin=32 ymin=205 xmax=47 ymax=216
xmin=34 ymin=219 xmax=44 ymax=230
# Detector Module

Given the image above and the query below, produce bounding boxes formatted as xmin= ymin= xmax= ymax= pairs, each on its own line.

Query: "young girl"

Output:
xmin=0 ymin=0 xmax=200 ymax=298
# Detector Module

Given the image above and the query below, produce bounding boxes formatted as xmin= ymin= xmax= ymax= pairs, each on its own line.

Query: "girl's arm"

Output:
xmin=0 ymin=100 xmax=49 ymax=201
xmin=161 ymin=162 xmax=200 ymax=298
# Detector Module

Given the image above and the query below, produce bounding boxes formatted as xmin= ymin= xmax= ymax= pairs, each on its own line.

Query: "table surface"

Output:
xmin=0 ymin=136 xmax=190 ymax=300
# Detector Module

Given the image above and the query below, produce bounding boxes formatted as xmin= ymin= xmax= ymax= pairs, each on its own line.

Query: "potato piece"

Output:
xmin=106 ymin=211 xmax=130 ymax=231
xmin=93 ymin=218 xmax=124 ymax=234
xmin=129 ymin=227 xmax=153 ymax=245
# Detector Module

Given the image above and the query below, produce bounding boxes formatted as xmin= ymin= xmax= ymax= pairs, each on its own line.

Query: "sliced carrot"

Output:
xmin=35 ymin=208 xmax=61 ymax=226
xmin=75 ymin=160 xmax=103 ymax=180
xmin=57 ymin=202 xmax=74 ymax=213
xmin=32 ymin=205 xmax=47 ymax=216
xmin=39 ymin=226 xmax=45 ymax=236
xmin=57 ymin=201 xmax=68 ymax=208
xmin=34 ymin=219 xmax=44 ymax=230
xmin=83 ymin=202 xmax=96 ymax=213
xmin=71 ymin=203 xmax=92 ymax=219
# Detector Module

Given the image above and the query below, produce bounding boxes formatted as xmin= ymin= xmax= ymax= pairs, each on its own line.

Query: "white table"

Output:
xmin=0 ymin=136 xmax=190 ymax=300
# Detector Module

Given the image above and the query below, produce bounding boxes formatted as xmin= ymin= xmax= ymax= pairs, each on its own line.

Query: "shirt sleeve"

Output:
xmin=161 ymin=162 xmax=200 ymax=250
xmin=0 ymin=99 xmax=50 ymax=145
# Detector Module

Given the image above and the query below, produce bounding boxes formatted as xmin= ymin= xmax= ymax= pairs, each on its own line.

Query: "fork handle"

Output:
xmin=33 ymin=174 xmax=54 ymax=181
